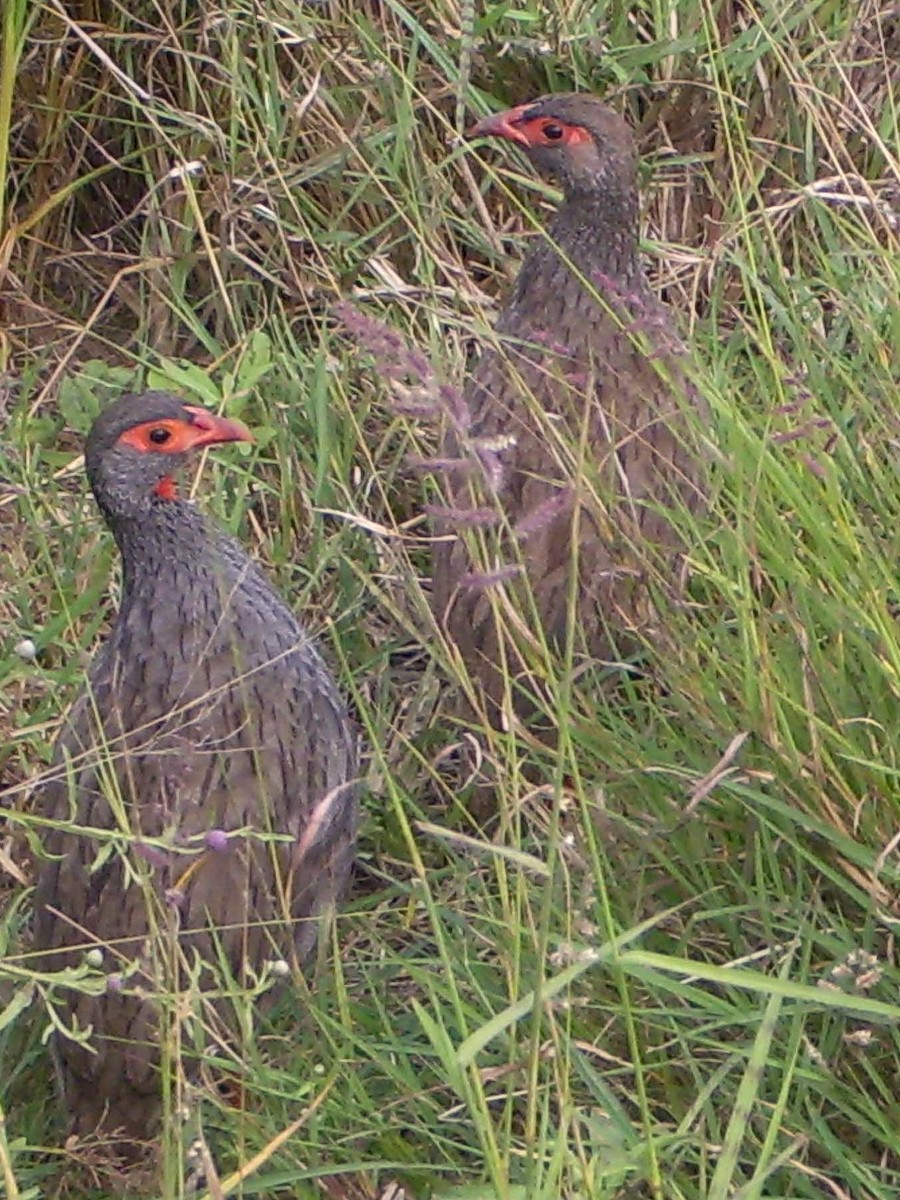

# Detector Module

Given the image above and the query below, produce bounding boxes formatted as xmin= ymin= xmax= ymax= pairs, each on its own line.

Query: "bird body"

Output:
xmin=431 ymin=94 xmax=704 ymax=719
xmin=32 ymin=393 xmax=358 ymax=1152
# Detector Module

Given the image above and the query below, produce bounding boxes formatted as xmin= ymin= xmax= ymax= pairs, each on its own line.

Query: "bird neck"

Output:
xmin=546 ymin=184 xmax=642 ymax=284
xmin=107 ymin=498 xmax=217 ymax=597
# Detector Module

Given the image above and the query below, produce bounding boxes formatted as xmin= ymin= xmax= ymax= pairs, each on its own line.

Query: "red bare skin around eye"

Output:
xmin=114 ymin=411 xmax=253 ymax=499
xmin=515 ymin=117 xmax=593 ymax=148
xmin=118 ymin=419 xmax=198 ymax=455
xmin=117 ymin=412 xmax=253 ymax=455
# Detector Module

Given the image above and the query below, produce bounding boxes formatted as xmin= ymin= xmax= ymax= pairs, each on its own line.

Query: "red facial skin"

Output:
xmin=468 ymin=107 xmax=593 ymax=149
xmin=117 ymin=407 xmax=253 ymax=455
xmin=116 ymin=406 xmax=253 ymax=500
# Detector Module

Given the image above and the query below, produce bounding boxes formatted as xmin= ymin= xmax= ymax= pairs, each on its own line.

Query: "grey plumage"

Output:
xmin=431 ymin=95 xmax=705 ymax=720
xmin=32 ymin=392 xmax=358 ymax=1152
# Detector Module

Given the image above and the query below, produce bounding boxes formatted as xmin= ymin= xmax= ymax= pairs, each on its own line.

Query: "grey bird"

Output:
xmin=31 ymin=392 xmax=359 ymax=1161
xmin=431 ymin=93 xmax=704 ymax=724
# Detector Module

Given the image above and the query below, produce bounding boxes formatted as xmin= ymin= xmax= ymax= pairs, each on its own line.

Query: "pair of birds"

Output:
xmin=30 ymin=94 xmax=703 ymax=1163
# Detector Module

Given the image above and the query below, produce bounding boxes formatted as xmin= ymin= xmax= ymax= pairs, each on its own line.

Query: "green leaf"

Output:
xmin=57 ymin=361 xmax=136 ymax=433
xmin=0 ymin=983 xmax=33 ymax=1034
xmin=147 ymin=359 xmax=219 ymax=405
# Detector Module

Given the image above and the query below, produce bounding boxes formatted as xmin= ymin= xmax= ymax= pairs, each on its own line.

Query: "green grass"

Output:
xmin=2 ymin=0 xmax=900 ymax=1196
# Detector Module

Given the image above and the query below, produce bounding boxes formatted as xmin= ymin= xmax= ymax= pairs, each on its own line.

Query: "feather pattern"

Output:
xmin=32 ymin=395 xmax=359 ymax=1152
xmin=431 ymin=95 xmax=705 ymax=717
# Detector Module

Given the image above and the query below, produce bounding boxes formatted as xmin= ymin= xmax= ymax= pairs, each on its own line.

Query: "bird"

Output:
xmin=431 ymin=93 xmax=704 ymax=727
xmin=31 ymin=392 xmax=359 ymax=1163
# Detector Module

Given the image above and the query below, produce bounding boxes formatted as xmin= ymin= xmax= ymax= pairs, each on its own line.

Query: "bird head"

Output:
xmin=469 ymin=93 xmax=637 ymax=199
xmin=85 ymin=391 xmax=253 ymax=519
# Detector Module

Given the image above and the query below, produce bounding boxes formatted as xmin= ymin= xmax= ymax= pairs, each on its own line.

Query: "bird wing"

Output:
xmin=31 ymin=631 xmax=358 ymax=1122
xmin=431 ymin=290 xmax=703 ymax=711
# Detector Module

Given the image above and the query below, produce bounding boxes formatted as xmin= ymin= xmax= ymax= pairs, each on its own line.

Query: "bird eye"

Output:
xmin=148 ymin=427 xmax=171 ymax=445
xmin=543 ymin=122 xmax=564 ymax=140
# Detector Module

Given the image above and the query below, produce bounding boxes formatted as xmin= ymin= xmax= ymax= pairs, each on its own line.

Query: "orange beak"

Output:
xmin=183 ymin=406 xmax=254 ymax=448
xmin=468 ymin=105 xmax=532 ymax=147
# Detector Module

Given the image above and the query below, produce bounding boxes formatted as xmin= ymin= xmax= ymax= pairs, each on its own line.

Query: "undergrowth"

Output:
xmin=1 ymin=0 xmax=900 ymax=1197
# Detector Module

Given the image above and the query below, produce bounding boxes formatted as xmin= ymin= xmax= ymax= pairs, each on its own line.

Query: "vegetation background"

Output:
xmin=1 ymin=0 xmax=900 ymax=1196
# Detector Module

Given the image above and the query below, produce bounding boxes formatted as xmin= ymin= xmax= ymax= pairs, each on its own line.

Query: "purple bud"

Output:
xmin=772 ymin=418 xmax=834 ymax=446
xmin=106 ymin=974 xmax=123 ymax=993
xmin=407 ymin=350 xmax=432 ymax=378
xmin=802 ymin=456 xmax=827 ymax=479
xmin=437 ymin=383 xmax=470 ymax=431
xmin=771 ymin=428 xmax=808 ymax=446
xmin=205 ymin=829 xmax=229 ymax=853
xmin=424 ymin=504 xmax=499 ymax=530
xmin=391 ymin=396 xmax=439 ymax=417
xmin=165 ymin=887 xmax=187 ymax=910
xmin=474 ymin=449 xmax=505 ymax=492
xmin=515 ymin=488 xmax=574 ymax=537
xmin=334 ymin=301 xmax=435 ymax=387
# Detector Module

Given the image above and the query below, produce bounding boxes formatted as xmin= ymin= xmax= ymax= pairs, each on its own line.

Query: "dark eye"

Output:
xmin=543 ymin=122 xmax=564 ymax=140
xmin=148 ymin=427 xmax=171 ymax=445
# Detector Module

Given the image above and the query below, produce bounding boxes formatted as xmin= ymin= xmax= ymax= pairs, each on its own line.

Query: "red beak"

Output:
xmin=183 ymin=406 xmax=254 ymax=448
xmin=468 ymin=105 xmax=532 ymax=147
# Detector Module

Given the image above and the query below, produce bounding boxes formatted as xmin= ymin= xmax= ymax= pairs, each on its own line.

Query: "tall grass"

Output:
xmin=1 ymin=0 xmax=899 ymax=1197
